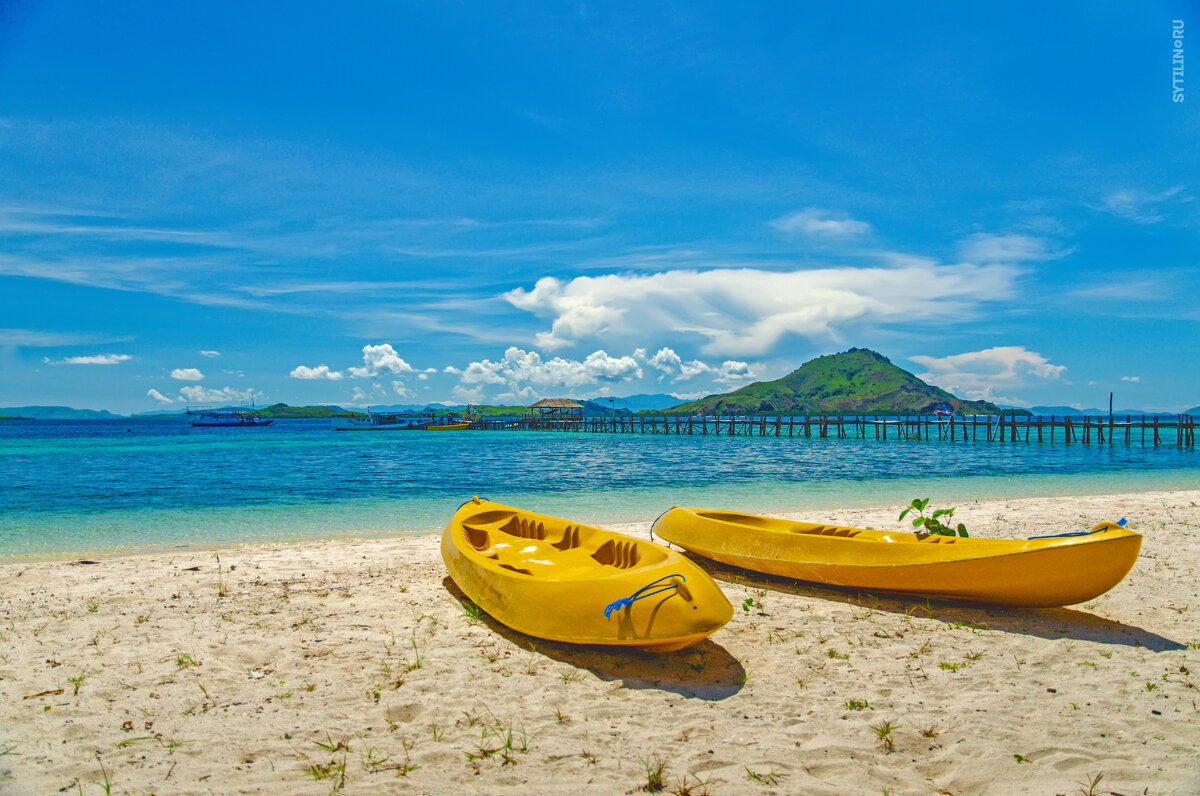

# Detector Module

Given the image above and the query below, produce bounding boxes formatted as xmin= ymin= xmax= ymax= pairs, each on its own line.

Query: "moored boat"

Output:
xmin=188 ymin=407 xmax=273 ymax=428
xmin=652 ymin=507 xmax=1142 ymax=607
xmin=442 ymin=498 xmax=733 ymax=651
xmin=332 ymin=410 xmax=434 ymax=431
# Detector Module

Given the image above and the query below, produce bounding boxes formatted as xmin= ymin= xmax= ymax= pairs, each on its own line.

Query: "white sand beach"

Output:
xmin=2 ymin=490 xmax=1198 ymax=795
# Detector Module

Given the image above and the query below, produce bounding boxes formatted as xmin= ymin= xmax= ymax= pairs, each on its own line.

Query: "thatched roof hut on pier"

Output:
xmin=526 ymin=398 xmax=583 ymax=428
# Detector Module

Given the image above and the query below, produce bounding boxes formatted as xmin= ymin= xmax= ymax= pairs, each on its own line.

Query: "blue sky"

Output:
xmin=1 ymin=2 xmax=1197 ymax=413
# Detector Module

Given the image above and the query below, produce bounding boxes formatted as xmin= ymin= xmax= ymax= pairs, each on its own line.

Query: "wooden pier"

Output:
xmin=473 ymin=413 xmax=1198 ymax=447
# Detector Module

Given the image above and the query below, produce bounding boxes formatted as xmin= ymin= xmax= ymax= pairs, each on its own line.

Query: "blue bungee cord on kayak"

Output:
xmin=603 ymin=574 xmax=686 ymax=619
xmin=1028 ymin=517 xmax=1127 ymax=540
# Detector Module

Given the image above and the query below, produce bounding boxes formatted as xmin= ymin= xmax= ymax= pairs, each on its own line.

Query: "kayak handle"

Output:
xmin=648 ymin=505 xmax=677 ymax=543
xmin=603 ymin=574 xmax=686 ymax=619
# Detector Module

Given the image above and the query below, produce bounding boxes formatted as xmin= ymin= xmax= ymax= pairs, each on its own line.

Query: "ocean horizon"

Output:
xmin=2 ymin=417 xmax=1197 ymax=562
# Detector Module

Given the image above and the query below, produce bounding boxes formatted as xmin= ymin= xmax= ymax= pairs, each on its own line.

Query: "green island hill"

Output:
xmin=653 ymin=348 xmax=1022 ymax=417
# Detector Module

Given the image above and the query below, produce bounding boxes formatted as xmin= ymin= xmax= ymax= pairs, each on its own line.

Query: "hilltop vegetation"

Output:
xmin=658 ymin=348 xmax=1017 ymax=416
xmin=255 ymin=403 xmax=358 ymax=419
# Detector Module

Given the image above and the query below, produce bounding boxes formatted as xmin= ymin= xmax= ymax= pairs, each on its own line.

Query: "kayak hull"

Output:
xmin=442 ymin=498 xmax=732 ymax=651
xmin=653 ymin=508 xmax=1142 ymax=608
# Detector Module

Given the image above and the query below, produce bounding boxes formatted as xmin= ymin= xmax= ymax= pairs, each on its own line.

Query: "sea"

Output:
xmin=1 ymin=418 xmax=1198 ymax=561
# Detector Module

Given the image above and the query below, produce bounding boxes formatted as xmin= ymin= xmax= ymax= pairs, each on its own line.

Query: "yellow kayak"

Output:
xmin=442 ymin=498 xmax=733 ymax=651
xmin=426 ymin=422 xmax=472 ymax=430
xmin=652 ymin=507 xmax=1142 ymax=607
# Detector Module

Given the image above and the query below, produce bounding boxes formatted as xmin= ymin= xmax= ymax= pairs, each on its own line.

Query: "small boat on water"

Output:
xmin=333 ymin=406 xmax=477 ymax=431
xmin=652 ymin=507 xmax=1142 ymax=607
xmin=188 ymin=407 xmax=273 ymax=428
xmin=442 ymin=498 xmax=733 ymax=651
xmin=332 ymin=410 xmax=434 ymax=431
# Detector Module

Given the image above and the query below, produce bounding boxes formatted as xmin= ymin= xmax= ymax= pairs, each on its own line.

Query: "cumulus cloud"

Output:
xmin=289 ymin=364 xmax=344 ymax=380
xmin=644 ymin=346 xmax=755 ymax=386
xmin=771 ymin=208 xmax=871 ymax=238
xmin=505 ymin=262 xmax=1018 ymax=356
xmin=1121 ymin=375 xmax=1141 ymax=382
xmin=910 ymin=346 xmax=1067 ymax=401
xmin=147 ymin=388 xmax=176 ymax=404
xmin=44 ymin=353 xmax=133 ymax=365
xmin=392 ymin=380 xmax=411 ymax=398
xmin=198 ymin=350 xmax=221 ymax=357
xmin=454 ymin=346 xmax=645 ymax=401
xmin=170 ymin=367 xmax=204 ymax=381
xmin=348 ymin=343 xmax=415 ymax=378
xmin=179 ymin=385 xmax=264 ymax=404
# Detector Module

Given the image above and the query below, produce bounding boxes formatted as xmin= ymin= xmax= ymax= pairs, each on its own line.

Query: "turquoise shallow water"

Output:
xmin=1 ymin=418 xmax=1197 ymax=561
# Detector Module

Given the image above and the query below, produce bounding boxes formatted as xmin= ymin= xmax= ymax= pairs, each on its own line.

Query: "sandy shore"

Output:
xmin=1 ymin=490 xmax=1198 ymax=795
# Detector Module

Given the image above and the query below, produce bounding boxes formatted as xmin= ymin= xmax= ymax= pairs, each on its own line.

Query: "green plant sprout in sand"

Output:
xmin=900 ymin=498 xmax=969 ymax=538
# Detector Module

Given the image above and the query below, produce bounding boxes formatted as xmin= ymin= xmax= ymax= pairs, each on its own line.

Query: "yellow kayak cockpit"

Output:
xmin=442 ymin=499 xmax=732 ymax=652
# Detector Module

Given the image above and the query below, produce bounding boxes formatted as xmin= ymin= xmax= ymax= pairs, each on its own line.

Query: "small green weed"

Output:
xmin=869 ymin=719 xmax=898 ymax=752
xmin=900 ymin=498 xmax=968 ymax=537
xmin=745 ymin=767 xmax=786 ymax=786
xmin=641 ymin=753 xmax=668 ymax=792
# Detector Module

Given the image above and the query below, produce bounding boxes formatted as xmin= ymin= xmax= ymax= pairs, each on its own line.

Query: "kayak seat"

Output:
xmin=501 ymin=516 xmax=547 ymax=540
xmin=791 ymin=526 xmax=861 ymax=537
xmin=553 ymin=524 xmax=583 ymax=551
xmin=463 ymin=525 xmax=492 ymax=552
xmin=592 ymin=539 xmax=640 ymax=568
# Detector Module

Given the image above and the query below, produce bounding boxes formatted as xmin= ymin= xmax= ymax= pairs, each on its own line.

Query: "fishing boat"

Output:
xmin=426 ymin=406 xmax=478 ymax=430
xmin=442 ymin=497 xmax=733 ymax=651
xmin=187 ymin=407 xmax=273 ymax=428
xmin=331 ymin=409 xmax=434 ymax=431
xmin=652 ymin=507 xmax=1142 ymax=607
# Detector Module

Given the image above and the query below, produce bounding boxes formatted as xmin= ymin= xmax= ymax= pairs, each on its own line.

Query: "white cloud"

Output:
xmin=506 ymin=262 xmax=1018 ymax=357
xmin=455 ymin=346 xmax=645 ymax=400
xmin=910 ymin=346 xmax=1067 ymax=401
xmin=171 ymin=367 xmax=204 ymax=381
xmin=957 ymin=233 xmax=1054 ymax=264
xmin=44 ymin=353 xmax=133 ymax=365
xmin=179 ymin=385 xmax=264 ymax=405
xmin=146 ymin=388 xmax=176 ymax=404
xmin=392 ymin=380 xmax=411 ymax=398
xmin=199 ymin=350 xmax=221 ymax=358
xmin=0 ymin=328 xmax=132 ymax=347
xmin=289 ymin=364 xmax=344 ymax=380
xmin=451 ymin=384 xmax=486 ymax=403
xmin=645 ymin=346 xmax=755 ymax=385
xmin=771 ymin=208 xmax=871 ymax=238
xmin=1121 ymin=375 xmax=1141 ymax=382
xmin=1101 ymin=187 xmax=1184 ymax=224
xmin=348 ymin=343 xmax=415 ymax=378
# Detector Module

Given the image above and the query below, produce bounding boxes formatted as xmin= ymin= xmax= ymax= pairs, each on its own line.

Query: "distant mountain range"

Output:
xmin=658 ymin=348 xmax=1015 ymax=417
xmin=0 ymin=405 xmax=122 ymax=420
xmin=584 ymin=393 xmax=684 ymax=412
xmin=1007 ymin=405 xmax=1185 ymax=418
xmin=3 ymin=385 xmax=1197 ymax=421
